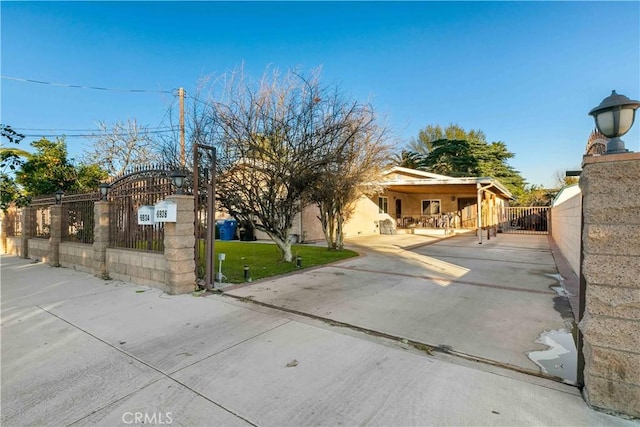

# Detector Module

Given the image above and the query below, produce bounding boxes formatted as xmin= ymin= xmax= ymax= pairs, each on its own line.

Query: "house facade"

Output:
xmin=340 ymin=167 xmax=513 ymax=238
xmin=244 ymin=166 xmax=514 ymax=242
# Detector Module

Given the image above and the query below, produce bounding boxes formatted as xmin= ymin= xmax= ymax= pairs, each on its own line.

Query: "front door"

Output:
xmin=395 ymin=199 xmax=402 ymax=219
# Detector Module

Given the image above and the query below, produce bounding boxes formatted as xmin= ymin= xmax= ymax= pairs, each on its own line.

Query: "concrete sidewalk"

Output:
xmin=1 ymin=255 xmax=634 ymax=426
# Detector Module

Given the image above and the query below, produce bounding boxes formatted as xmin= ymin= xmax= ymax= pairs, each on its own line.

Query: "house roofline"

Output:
xmin=383 ymin=166 xmax=452 ymax=180
xmin=381 ymin=176 xmax=513 ymax=199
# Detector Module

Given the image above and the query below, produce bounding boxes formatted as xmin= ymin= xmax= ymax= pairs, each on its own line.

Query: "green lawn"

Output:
xmin=198 ymin=240 xmax=358 ymax=283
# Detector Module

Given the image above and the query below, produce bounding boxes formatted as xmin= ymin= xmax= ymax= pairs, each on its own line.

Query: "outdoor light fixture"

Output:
xmin=98 ymin=183 xmax=110 ymax=201
xmin=451 ymin=196 xmax=456 ymax=202
xmin=170 ymin=170 xmax=187 ymax=195
xmin=55 ymin=189 xmax=64 ymax=205
xmin=589 ymin=90 xmax=640 ymax=154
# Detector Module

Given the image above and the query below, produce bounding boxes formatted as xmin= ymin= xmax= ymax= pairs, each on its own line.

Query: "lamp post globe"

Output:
xmin=588 ymin=90 xmax=640 ymax=154
xmin=54 ymin=189 xmax=64 ymax=205
xmin=170 ymin=170 xmax=187 ymax=195
xmin=98 ymin=183 xmax=110 ymax=201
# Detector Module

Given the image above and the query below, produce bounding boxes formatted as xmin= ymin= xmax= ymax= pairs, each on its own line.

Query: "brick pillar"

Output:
xmin=93 ymin=201 xmax=110 ymax=279
xmin=21 ymin=206 xmax=35 ymax=259
xmin=163 ymin=195 xmax=195 ymax=295
xmin=49 ymin=204 xmax=62 ymax=267
xmin=0 ymin=210 xmax=7 ymax=254
xmin=579 ymin=152 xmax=640 ymax=418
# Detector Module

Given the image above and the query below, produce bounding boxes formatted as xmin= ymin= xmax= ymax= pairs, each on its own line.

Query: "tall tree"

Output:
xmin=1 ymin=124 xmax=29 ymax=210
xmin=408 ymin=123 xmax=486 ymax=156
xmin=310 ymin=107 xmax=391 ymax=250
xmin=84 ymin=119 xmax=160 ymax=176
xmin=15 ymin=137 xmax=77 ymax=196
xmin=421 ymin=139 xmax=479 ymax=176
xmin=16 ymin=137 xmax=107 ymax=197
xmin=391 ymin=150 xmax=426 ymax=170
xmin=410 ymin=124 xmax=526 ymax=197
xmin=209 ymin=68 xmax=360 ymax=261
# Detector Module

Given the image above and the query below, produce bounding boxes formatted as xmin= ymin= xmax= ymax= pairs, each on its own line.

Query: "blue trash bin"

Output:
xmin=220 ymin=219 xmax=237 ymax=241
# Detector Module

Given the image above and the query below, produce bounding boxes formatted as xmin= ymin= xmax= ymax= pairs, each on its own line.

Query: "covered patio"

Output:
xmin=382 ymin=167 xmax=512 ymax=233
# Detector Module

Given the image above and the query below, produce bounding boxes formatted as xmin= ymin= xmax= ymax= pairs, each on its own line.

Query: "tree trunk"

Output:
xmin=335 ymin=213 xmax=345 ymax=250
xmin=270 ymin=234 xmax=293 ymax=262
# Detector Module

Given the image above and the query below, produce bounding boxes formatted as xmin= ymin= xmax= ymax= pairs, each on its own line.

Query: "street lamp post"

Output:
xmin=588 ymin=90 xmax=640 ymax=154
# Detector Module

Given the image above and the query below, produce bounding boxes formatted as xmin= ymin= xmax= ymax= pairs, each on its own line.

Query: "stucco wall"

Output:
xmin=551 ymin=185 xmax=581 ymax=277
xmin=59 ymin=242 xmax=94 ymax=274
xmin=28 ymin=238 xmax=49 ymax=263
xmin=106 ymin=248 xmax=167 ymax=289
xmin=300 ymin=204 xmax=324 ymax=242
xmin=342 ymin=195 xmax=389 ymax=237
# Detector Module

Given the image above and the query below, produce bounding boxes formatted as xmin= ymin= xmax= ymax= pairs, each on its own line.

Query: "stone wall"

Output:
xmin=11 ymin=194 xmax=196 ymax=295
xmin=27 ymin=238 xmax=49 ymax=263
xmin=59 ymin=242 xmax=94 ymax=274
xmin=3 ymin=237 xmax=22 ymax=257
xmin=106 ymin=248 xmax=167 ymax=289
xmin=551 ymin=185 xmax=582 ymax=278
xmin=579 ymin=152 xmax=640 ymax=418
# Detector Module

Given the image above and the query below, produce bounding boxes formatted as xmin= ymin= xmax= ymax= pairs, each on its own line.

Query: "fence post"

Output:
xmin=93 ymin=200 xmax=110 ymax=279
xmin=49 ymin=204 xmax=62 ymax=267
xmin=163 ymin=194 xmax=196 ymax=294
xmin=579 ymin=153 xmax=640 ymax=418
xmin=21 ymin=206 xmax=34 ymax=259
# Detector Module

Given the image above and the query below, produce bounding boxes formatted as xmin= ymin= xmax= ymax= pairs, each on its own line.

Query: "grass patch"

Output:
xmin=198 ymin=240 xmax=358 ymax=283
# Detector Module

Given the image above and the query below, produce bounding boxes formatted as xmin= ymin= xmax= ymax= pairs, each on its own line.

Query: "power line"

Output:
xmin=20 ymin=129 xmax=177 ymax=138
xmin=14 ymin=126 xmax=176 ymax=132
xmin=1 ymin=75 xmax=175 ymax=94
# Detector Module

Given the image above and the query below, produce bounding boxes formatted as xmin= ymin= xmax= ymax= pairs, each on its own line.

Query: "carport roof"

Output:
xmin=379 ymin=167 xmax=513 ymax=199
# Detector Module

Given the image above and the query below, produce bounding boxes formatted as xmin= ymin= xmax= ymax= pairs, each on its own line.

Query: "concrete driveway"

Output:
xmin=225 ymin=232 xmax=576 ymax=379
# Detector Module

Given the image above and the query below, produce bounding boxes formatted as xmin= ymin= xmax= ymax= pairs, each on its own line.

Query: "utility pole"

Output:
xmin=179 ymin=87 xmax=185 ymax=167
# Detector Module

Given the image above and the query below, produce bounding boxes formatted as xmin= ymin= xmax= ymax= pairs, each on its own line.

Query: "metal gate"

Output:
xmin=193 ymin=144 xmax=217 ymax=289
xmin=498 ymin=207 xmax=550 ymax=235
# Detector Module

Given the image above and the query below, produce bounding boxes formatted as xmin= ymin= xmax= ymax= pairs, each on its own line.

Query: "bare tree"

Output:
xmin=83 ymin=118 xmax=160 ymax=176
xmin=208 ymin=68 xmax=367 ymax=261
xmin=311 ymin=108 xmax=392 ymax=250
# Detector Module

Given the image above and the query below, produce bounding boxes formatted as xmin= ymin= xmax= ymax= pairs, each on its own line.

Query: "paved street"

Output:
xmin=1 ymin=252 xmax=634 ymax=426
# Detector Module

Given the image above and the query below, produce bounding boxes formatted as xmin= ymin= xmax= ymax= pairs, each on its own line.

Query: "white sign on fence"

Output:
xmin=137 ymin=206 xmax=155 ymax=225
xmin=154 ymin=200 xmax=177 ymax=223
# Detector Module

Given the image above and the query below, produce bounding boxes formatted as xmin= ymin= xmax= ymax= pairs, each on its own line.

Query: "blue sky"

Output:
xmin=2 ymin=1 xmax=639 ymax=187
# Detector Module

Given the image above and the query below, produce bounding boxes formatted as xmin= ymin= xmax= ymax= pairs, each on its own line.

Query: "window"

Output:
xmin=378 ymin=196 xmax=388 ymax=214
xmin=421 ymin=199 xmax=441 ymax=215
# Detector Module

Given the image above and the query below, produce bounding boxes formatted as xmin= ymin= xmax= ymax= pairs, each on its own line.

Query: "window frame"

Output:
xmin=421 ymin=199 xmax=441 ymax=215
xmin=378 ymin=196 xmax=389 ymax=214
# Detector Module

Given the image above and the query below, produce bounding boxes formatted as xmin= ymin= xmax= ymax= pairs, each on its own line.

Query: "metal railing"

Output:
xmin=396 ymin=213 xmax=456 ymax=229
xmin=34 ymin=206 xmax=51 ymax=238
xmin=499 ymin=207 xmax=550 ymax=235
xmin=3 ymin=208 xmax=22 ymax=236
xmin=62 ymin=192 xmax=100 ymax=244
xmin=109 ymin=168 xmax=172 ymax=252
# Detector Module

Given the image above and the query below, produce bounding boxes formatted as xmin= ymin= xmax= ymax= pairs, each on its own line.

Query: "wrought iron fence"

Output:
xmin=499 ymin=207 xmax=550 ymax=235
xmin=29 ymin=196 xmax=55 ymax=239
xmin=34 ymin=207 xmax=51 ymax=238
xmin=3 ymin=208 xmax=22 ymax=236
xmin=109 ymin=166 xmax=173 ymax=252
xmin=62 ymin=191 xmax=100 ymax=244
